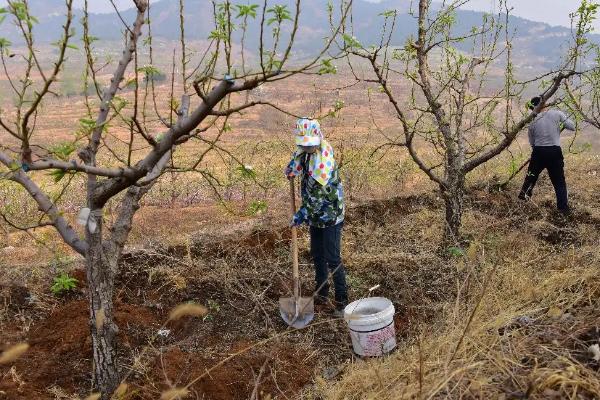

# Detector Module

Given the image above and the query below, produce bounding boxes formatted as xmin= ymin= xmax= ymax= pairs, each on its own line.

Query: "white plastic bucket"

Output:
xmin=344 ymin=297 xmax=396 ymax=357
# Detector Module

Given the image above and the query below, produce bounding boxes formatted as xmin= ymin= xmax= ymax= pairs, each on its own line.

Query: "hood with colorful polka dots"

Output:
xmin=288 ymin=118 xmax=336 ymax=186
xmin=295 ymin=118 xmax=322 ymax=146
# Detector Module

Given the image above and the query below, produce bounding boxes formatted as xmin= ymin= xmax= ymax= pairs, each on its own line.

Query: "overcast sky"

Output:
xmin=459 ymin=0 xmax=599 ymax=29
xmin=90 ymin=1 xmax=600 ymax=30
xmin=367 ymin=0 xmax=600 ymax=29
xmin=71 ymin=0 xmax=131 ymax=12
xmin=0 ymin=0 xmax=131 ymax=13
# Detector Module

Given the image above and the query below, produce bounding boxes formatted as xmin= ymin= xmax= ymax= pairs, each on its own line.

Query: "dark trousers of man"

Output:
xmin=519 ymin=146 xmax=568 ymax=211
xmin=310 ymin=222 xmax=348 ymax=308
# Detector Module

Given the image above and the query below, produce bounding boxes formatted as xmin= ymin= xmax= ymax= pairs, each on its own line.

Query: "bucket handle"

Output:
xmin=345 ymin=284 xmax=383 ymax=317
xmin=367 ymin=285 xmax=380 ymax=297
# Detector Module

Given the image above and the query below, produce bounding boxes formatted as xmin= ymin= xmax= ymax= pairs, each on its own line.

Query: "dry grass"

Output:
xmin=324 ymin=261 xmax=599 ymax=398
xmin=1 ymin=160 xmax=599 ymax=398
xmin=2 ymin=45 xmax=600 ymax=399
xmin=321 ymin=167 xmax=600 ymax=399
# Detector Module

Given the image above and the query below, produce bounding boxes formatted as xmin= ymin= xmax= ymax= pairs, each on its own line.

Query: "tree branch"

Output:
xmin=368 ymin=54 xmax=446 ymax=187
xmin=81 ymin=2 xmax=147 ymax=167
xmin=565 ymin=81 xmax=600 ymax=129
xmin=1 ymin=212 xmax=53 ymax=231
xmin=0 ymin=150 xmax=88 ymax=255
xmin=209 ymin=100 xmax=301 ymax=118
xmin=106 ymin=93 xmax=189 ymax=259
xmin=462 ymin=70 xmax=577 ymax=173
xmin=20 ymin=0 xmax=74 ymax=140
xmin=27 ymin=158 xmax=139 ymax=178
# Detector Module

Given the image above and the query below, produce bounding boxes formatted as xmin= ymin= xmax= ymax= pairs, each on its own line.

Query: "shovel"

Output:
xmin=279 ymin=178 xmax=315 ymax=329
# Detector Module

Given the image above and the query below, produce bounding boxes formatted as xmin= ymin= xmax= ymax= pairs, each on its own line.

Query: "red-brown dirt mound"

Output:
xmin=0 ymin=300 xmax=161 ymax=399
xmin=130 ymin=343 xmax=313 ymax=399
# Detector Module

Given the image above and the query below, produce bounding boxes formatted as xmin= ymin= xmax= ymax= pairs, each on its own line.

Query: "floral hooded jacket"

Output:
xmin=287 ymin=151 xmax=345 ymax=228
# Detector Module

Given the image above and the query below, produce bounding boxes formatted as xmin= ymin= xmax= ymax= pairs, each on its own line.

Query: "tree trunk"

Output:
xmin=82 ymin=103 xmax=176 ymax=399
xmin=441 ymin=176 xmax=465 ymax=246
xmin=442 ymin=121 xmax=465 ymax=247
xmin=85 ymin=210 xmax=120 ymax=399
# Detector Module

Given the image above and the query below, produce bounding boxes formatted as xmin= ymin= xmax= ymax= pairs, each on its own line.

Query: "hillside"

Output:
xmin=1 ymin=1 xmax=599 ymax=399
xmin=1 ymin=68 xmax=599 ymax=400
xmin=2 ymin=154 xmax=600 ymax=399
xmin=1 ymin=0 xmax=596 ymax=67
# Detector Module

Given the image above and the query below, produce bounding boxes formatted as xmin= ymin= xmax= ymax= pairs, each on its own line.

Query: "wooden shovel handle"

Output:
xmin=289 ymin=179 xmax=300 ymax=298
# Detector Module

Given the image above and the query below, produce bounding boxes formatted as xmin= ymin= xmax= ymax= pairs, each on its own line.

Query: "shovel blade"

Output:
xmin=279 ymin=296 xmax=314 ymax=329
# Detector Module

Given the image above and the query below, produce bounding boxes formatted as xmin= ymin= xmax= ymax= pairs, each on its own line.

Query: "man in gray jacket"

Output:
xmin=518 ymin=96 xmax=576 ymax=213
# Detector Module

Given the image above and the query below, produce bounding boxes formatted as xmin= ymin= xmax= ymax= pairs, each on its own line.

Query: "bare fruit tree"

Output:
xmin=343 ymin=0 xmax=581 ymax=244
xmin=564 ymin=1 xmax=600 ymax=131
xmin=0 ymin=0 xmax=351 ymax=397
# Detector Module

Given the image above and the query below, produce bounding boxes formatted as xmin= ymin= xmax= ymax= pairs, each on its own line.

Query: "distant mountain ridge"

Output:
xmin=1 ymin=0 xmax=596 ymax=68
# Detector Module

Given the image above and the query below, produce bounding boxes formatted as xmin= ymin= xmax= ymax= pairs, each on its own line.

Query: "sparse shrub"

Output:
xmin=202 ymin=299 xmax=221 ymax=322
xmin=51 ymin=272 xmax=78 ymax=295
xmin=247 ymin=200 xmax=268 ymax=216
xmin=346 ymin=273 xmax=368 ymax=292
xmin=138 ymin=65 xmax=167 ymax=83
xmin=447 ymin=246 xmax=466 ymax=258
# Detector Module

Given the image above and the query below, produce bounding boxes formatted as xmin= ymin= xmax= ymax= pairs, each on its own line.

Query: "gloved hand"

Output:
xmin=291 ymin=210 xmax=306 ymax=227
xmin=284 ymin=165 xmax=295 ymax=179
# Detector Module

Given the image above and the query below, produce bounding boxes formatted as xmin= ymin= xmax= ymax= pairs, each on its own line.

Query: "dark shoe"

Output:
xmin=557 ymin=208 xmax=574 ymax=224
xmin=314 ymin=295 xmax=329 ymax=306
xmin=315 ymin=303 xmax=332 ymax=313
xmin=332 ymin=308 xmax=344 ymax=318
xmin=559 ymin=207 xmax=572 ymax=217
xmin=333 ymin=299 xmax=348 ymax=310
xmin=314 ymin=296 xmax=334 ymax=313
xmin=332 ymin=301 xmax=348 ymax=318
xmin=550 ymin=208 xmax=573 ymax=227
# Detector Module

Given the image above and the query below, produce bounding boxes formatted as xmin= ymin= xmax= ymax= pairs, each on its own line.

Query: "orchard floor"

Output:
xmin=2 ymin=181 xmax=600 ymax=399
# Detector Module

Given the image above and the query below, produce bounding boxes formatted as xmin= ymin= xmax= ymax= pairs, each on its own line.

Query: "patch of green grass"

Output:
xmin=50 ymin=272 xmax=78 ymax=295
xmin=202 ymin=299 xmax=221 ymax=322
xmin=247 ymin=200 xmax=268 ymax=216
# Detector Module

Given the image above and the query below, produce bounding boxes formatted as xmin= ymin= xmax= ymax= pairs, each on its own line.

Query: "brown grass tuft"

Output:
xmin=168 ymin=303 xmax=208 ymax=321
xmin=112 ymin=382 xmax=128 ymax=399
xmin=160 ymin=387 xmax=190 ymax=400
xmin=0 ymin=342 xmax=29 ymax=364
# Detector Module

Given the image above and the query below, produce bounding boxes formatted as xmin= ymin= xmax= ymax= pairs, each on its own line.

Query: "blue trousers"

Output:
xmin=310 ymin=222 xmax=348 ymax=307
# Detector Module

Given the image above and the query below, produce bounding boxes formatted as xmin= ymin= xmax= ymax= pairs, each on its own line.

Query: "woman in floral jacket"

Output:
xmin=285 ymin=118 xmax=348 ymax=316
